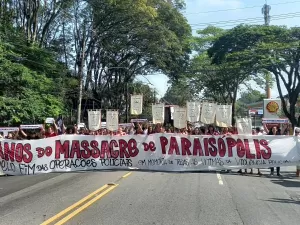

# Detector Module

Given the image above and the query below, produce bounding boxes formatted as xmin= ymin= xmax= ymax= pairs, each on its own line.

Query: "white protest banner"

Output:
xmin=1 ymin=134 xmax=300 ymax=176
xmin=262 ymin=118 xmax=289 ymax=124
xmin=236 ymin=118 xmax=252 ymax=135
xmin=187 ymin=102 xmax=201 ymax=122
xmin=119 ymin=123 xmax=134 ymax=127
xmin=263 ymin=99 xmax=281 ymax=118
xmin=0 ymin=127 xmax=19 ymax=137
xmin=130 ymin=95 xmax=143 ymax=115
xmin=20 ymin=124 xmax=43 ymax=130
xmin=0 ymin=127 xmax=19 ymax=138
xmin=216 ymin=104 xmax=232 ymax=127
xmin=45 ymin=118 xmax=55 ymax=124
xmin=131 ymin=119 xmax=148 ymax=123
xmin=106 ymin=110 xmax=119 ymax=131
xmin=152 ymin=103 xmax=165 ymax=124
xmin=88 ymin=110 xmax=101 ymax=131
xmin=173 ymin=107 xmax=187 ymax=129
xmin=0 ymin=127 xmax=19 ymax=132
xmin=200 ymin=102 xmax=216 ymax=124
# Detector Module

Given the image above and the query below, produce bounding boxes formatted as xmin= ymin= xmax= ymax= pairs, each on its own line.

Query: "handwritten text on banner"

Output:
xmin=1 ymin=134 xmax=300 ymax=175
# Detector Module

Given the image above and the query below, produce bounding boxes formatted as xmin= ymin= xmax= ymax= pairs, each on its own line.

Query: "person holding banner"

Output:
xmin=221 ymin=127 xmax=232 ymax=135
xmin=116 ymin=127 xmax=126 ymax=136
xmin=193 ymin=128 xmax=201 ymax=135
xmin=66 ymin=126 xmax=76 ymax=135
xmin=6 ymin=133 xmax=13 ymax=139
xmin=263 ymin=123 xmax=288 ymax=176
xmin=147 ymin=126 xmax=154 ymax=135
xmin=44 ymin=123 xmax=58 ymax=138
xmin=207 ymin=125 xmax=219 ymax=135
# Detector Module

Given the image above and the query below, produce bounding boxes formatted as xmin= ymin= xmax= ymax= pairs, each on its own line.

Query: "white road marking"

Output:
xmin=217 ymin=173 xmax=224 ymax=185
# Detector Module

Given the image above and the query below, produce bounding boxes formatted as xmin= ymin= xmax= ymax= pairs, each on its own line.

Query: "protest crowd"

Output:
xmin=1 ymin=98 xmax=300 ymax=177
xmin=0 ymin=116 xmax=294 ymax=177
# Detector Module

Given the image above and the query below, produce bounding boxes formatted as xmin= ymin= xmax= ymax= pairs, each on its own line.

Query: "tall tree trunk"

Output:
xmin=232 ymin=87 xmax=238 ymax=126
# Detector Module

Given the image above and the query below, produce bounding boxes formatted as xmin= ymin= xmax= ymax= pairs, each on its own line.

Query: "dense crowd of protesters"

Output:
xmin=0 ymin=121 xmax=290 ymax=140
xmin=1 ymin=123 xmax=245 ymax=139
xmin=0 ymin=121 xmax=293 ymax=176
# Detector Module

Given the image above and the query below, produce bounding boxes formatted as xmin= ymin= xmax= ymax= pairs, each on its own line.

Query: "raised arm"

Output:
xmin=263 ymin=123 xmax=269 ymax=134
xmin=19 ymin=126 xmax=27 ymax=138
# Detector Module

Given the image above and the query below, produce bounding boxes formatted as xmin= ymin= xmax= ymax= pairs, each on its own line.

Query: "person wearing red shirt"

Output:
xmin=45 ymin=126 xmax=57 ymax=138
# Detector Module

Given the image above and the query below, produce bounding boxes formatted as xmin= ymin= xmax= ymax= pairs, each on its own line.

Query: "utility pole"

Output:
xmin=262 ymin=1 xmax=271 ymax=26
xmin=262 ymin=0 xmax=271 ymax=98
xmin=77 ymin=27 xmax=86 ymax=125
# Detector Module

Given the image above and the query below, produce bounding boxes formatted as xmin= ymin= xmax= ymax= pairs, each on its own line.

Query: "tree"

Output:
xmin=238 ymin=90 xmax=265 ymax=105
xmin=162 ymin=79 xmax=198 ymax=106
xmin=0 ymin=0 xmax=192 ymax=125
xmin=85 ymin=0 xmax=192 ymax=115
xmin=208 ymin=25 xmax=300 ymax=127
xmin=180 ymin=26 xmax=251 ymax=124
xmin=0 ymin=41 xmax=66 ymax=125
xmin=235 ymin=89 xmax=265 ymax=117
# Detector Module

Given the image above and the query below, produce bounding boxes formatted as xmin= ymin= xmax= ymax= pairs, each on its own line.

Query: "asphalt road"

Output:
xmin=0 ymin=168 xmax=300 ymax=225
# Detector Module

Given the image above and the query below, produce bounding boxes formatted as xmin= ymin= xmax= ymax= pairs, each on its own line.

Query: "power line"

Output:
xmin=191 ymin=17 xmax=300 ymax=30
xmin=190 ymin=11 xmax=300 ymax=27
xmin=183 ymin=0 xmax=300 ymax=15
xmin=190 ymin=15 xmax=300 ymax=30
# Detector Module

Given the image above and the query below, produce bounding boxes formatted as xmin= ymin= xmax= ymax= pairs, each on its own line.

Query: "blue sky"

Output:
xmin=136 ymin=0 xmax=300 ymax=99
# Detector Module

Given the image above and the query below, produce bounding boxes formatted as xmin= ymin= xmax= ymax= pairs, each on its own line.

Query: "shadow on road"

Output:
xmin=220 ymin=170 xmax=300 ymax=180
xmin=271 ymin=179 xmax=300 ymax=188
xmin=265 ymin=198 xmax=300 ymax=205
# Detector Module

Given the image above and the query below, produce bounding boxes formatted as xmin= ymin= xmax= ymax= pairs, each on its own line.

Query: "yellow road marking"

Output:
xmin=217 ymin=173 xmax=224 ymax=185
xmin=41 ymin=184 xmax=109 ymax=225
xmin=122 ymin=172 xmax=132 ymax=178
xmin=41 ymin=172 xmax=132 ymax=225
xmin=54 ymin=184 xmax=118 ymax=225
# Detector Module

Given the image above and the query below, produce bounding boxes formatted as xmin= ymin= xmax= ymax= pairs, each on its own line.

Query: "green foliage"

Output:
xmin=162 ymin=79 xmax=198 ymax=106
xmin=238 ymin=90 xmax=265 ymax=105
xmin=0 ymin=38 xmax=69 ymax=125
xmin=91 ymin=0 xmax=192 ymax=79
xmin=208 ymin=24 xmax=300 ymax=127
xmin=235 ymin=89 xmax=265 ymax=117
xmin=0 ymin=0 xmax=191 ymax=125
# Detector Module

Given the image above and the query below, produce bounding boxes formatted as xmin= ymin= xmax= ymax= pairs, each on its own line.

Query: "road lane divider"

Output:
xmin=41 ymin=172 xmax=133 ymax=225
xmin=122 ymin=172 xmax=132 ymax=178
xmin=41 ymin=184 xmax=116 ymax=225
xmin=217 ymin=173 xmax=224 ymax=185
xmin=54 ymin=184 xmax=118 ymax=225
